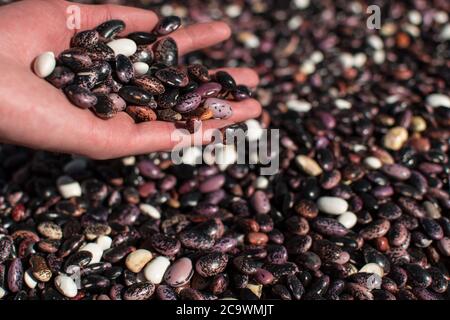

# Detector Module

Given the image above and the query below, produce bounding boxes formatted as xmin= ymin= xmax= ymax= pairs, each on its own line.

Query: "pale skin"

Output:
xmin=0 ymin=0 xmax=261 ymax=159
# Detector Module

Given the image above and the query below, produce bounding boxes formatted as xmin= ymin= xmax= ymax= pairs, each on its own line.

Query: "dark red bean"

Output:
xmin=210 ymin=274 xmax=228 ymax=295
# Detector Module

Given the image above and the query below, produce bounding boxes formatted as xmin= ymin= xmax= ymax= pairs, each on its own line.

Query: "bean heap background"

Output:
xmin=0 ymin=0 xmax=450 ymax=300
xmin=33 ymin=16 xmax=252 ymax=130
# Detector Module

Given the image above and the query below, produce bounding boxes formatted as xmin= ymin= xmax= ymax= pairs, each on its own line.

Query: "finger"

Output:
xmin=98 ymin=98 xmax=262 ymax=158
xmin=198 ymin=98 xmax=262 ymax=137
xmin=166 ymin=99 xmax=262 ymax=150
xmin=74 ymin=2 xmax=159 ymax=34
xmin=226 ymin=98 xmax=263 ymax=123
xmin=166 ymin=22 xmax=231 ymax=55
xmin=210 ymin=67 xmax=260 ymax=88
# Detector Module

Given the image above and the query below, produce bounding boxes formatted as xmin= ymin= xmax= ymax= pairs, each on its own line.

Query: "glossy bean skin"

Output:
xmin=8 ymin=258 xmax=24 ymax=293
xmin=96 ymin=20 xmax=126 ymax=40
xmin=154 ymin=38 xmax=178 ymax=66
xmin=15 ymin=4 xmax=450 ymax=302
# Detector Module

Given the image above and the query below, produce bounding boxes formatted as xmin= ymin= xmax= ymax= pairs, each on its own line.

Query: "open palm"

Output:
xmin=0 ymin=0 xmax=261 ymax=159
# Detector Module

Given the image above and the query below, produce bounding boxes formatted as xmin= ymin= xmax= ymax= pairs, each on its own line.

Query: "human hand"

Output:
xmin=0 ymin=0 xmax=261 ymax=159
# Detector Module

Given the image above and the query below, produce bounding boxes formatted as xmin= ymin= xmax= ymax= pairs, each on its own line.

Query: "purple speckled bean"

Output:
xmin=159 ymin=175 xmax=177 ymax=191
xmin=359 ymin=219 xmax=391 ymax=240
xmin=267 ymin=245 xmax=288 ymax=264
xmin=254 ymin=268 xmax=274 ymax=285
xmin=115 ymin=54 xmax=134 ymax=84
xmin=372 ymin=185 xmax=395 ymax=198
xmin=389 ymin=222 xmax=409 ymax=247
xmin=195 ymin=252 xmax=228 ymax=277
xmin=296 ymin=252 xmax=322 ymax=272
xmin=8 ymin=258 xmax=23 ymax=293
xmin=204 ymin=98 xmax=233 ymax=119
xmin=137 ymin=160 xmax=163 ymax=179
xmin=46 ymin=66 xmax=75 ymax=88
xmin=286 ymin=235 xmax=312 ymax=255
xmin=232 ymin=256 xmax=259 ymax=275
xmin=210 ymin=274 xmax=228 ymax=295
xmin=0 ymin=236 xmax=13 ymax=263
xmin=109 ymin=204 xmax=140 ymax=226
xmin=311 ymin=217 xmax=348 ymax=237
xmin=382 ymin=164 xmax=411 ymax=180
xmin=174 ymin=92 xmax=202 ymax=113
xmin=412 ymin=288 xmax=444 ymax=300
xmin=211 ymin=237 xmax=237 ymax=253
xmin=409 ymin=171 xmax=428 ymax=194
xmin=195 ymin=202 xmax=219 ymax=216
xmin=265 ymin=262 xmax=298 ymax=279
xmin=199 ymin=174 xmax=225 ymax=193
xmin=421 ymin=218 xmax=444 ymax=240
xmin=194 ymin=82 xmax=222 ymax=98
xmin=316 ymin=111 xmax=336 ymax=129
xmin=419 ymin=162 xmax=443 ymax=175
xmin=123 ymin=282 xmax=155 ymax=300
xmin=286 ymin=274 xmax=305 ymax=300
xmin=108 ymin=93 xmax=127 ymax=112
xmin=150 ymin=233 xmax=181 ymax=256
xmin=203 ymin=189 xmax=226 ymax=205
xmin=64 ymin=85 xmax=98 ymax=109
xmin=59 ymin=48 xmax=93 ymax=71
xmin=156 ymin=285 xmax=177 ymax=300
xmin=312 ymin=239 xmax=345 ymax=264
xmin=251 ymin=190 xmax=271 ymax=214
xmin=179 ymin=229 xmax=215 ymax=250
xmin=398 ymin=197 xmax=426 ymax=218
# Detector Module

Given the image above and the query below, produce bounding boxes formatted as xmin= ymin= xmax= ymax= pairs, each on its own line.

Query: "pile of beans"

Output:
xmin=33 ymin=16 xmax=251 ymax=127
xmin=1 ymin=0 xmax=450 ymax=300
